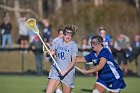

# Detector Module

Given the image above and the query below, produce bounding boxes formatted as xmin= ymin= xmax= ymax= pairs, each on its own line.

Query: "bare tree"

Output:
xmin=38 ymin=0 xmax=43 ymax=19
xmin=94 ymin=0 xmax=103 ymax=6
xmin=72 ymin=0 xmax=78 ymax=14
xmin=134 ymin=0 xmax=139 ymax=10
xmin=55 ymin=0 xmax=62 ymax=12
xmin=0 ymin=0 xmax=39 ymax=21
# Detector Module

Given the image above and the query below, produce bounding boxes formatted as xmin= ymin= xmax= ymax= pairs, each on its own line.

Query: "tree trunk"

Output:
xmin=94 ymin=0 xmax=103 ymax=6
xmin=38 ymin=0 xmax=43 ymax=20
xmin=72 ymin=0 xmax=78 ymax=14
xmin=14 ymin=0 xmax=21 ymax=20
xmin=55 ymin=0 xmax=62 ymax=12
xmin=134 ymin=0 xmax=139 ymax=10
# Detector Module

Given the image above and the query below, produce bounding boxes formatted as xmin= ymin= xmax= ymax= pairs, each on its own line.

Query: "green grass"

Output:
xmin=0 ymin=52 xmax=140 ymax=93
xmin=0 ymin=75 xmax=140 ymax=93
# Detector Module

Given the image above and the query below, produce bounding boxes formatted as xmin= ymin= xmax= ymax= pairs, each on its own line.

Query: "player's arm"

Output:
xmin=82 ymin=57 xmax=106 ymax=74
xmin=76 ymin=56 xmax=86 ymax=63
xmin=60 ymin=56 xmax=77 ymax=76
xmin=67 ymin=56 xmax=77 ymax=72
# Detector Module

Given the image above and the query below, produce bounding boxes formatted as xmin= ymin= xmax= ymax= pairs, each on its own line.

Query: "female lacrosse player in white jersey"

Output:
xmin=77 ymin=35 xmax=126 ymax=93
xmin=46 ymin=25 xmax=78 ymax=93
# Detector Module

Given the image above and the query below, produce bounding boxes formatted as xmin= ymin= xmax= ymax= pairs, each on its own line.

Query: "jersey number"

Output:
xmin=58 ymin=52 xmax=65 ymax=60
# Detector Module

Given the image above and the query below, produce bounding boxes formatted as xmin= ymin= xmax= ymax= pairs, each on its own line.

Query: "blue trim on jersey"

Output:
xmin=103 ymin=37 xmax=110 ymax=48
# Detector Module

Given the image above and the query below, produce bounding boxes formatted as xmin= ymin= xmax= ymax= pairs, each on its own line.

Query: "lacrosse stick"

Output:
xmin=26 ymin=18 xmax=61 ymax=72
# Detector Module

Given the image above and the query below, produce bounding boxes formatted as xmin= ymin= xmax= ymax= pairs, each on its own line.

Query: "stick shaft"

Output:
xmin=75 ymin=66 xmax=81 ymax=71
xmin=75 ymin=66 xmax=85 ymax=74
xmin=37 ymin=34 xmax=61 ymax=72
xmin=26 ymin=18 xmax=62 ymax=71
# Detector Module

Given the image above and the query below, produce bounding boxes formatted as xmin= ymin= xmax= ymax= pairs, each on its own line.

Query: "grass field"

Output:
xmin=0 ymin=52 xmax=140 ymax=93
xmin=0 ymin=75 xmax=140 ymax=93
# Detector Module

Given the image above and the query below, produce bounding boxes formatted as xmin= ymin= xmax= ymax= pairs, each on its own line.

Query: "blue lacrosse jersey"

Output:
xmin=85 ymin=47 xmax=126 ymax=90
xmin=102 ymin=37 xmax=110 ymax=49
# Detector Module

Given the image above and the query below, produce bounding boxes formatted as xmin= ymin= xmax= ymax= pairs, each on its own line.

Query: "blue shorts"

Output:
xmin=96 ymin=78 xmax=126 ymax=92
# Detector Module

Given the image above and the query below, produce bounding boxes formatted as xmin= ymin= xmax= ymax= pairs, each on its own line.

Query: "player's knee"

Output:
xmin=92 ymin=89 xmax=100 ymax=93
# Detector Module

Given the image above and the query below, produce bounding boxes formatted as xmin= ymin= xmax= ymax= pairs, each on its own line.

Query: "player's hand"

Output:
xmin=49 ymin=50 xmax=55 ymax=56
xmin=60 ymin=70 xmax=67 ymax=76
xmin=80 ymin=69 xmax=87 ymax=74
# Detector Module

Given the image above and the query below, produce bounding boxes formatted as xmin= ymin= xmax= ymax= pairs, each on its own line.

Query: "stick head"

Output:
xmin=26 ymin=18 xmax=39 ymax=34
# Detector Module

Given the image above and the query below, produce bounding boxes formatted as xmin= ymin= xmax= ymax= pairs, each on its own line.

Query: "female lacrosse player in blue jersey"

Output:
xmin=77 ymin=35 xmax=126 ymax=93
xmin=46 ymin=25 xmax=78 ymax=93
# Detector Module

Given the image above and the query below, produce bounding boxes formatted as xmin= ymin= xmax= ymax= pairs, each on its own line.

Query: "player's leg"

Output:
xmin=24 ymin=39 xmax=29 ymax=48
xmin=61 ymin=83 xmax=72 ymax=93
xmin=93 ymin=83 xmax=106 ymax=93
xmin=46 ymin=79 xmax=60 ymax=93
xmin=123 ymin=58 xmax=128 ymax=76
xmin=2 ymin=35 xmax=7 ymax=48
xmin=20 ymin=40 xmax=24 ymax=48
xmin=7 ymin=34 xmax=12 ymax=48
xmin=55 ymin=83 xmax=62 ymax=93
